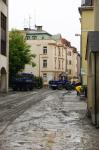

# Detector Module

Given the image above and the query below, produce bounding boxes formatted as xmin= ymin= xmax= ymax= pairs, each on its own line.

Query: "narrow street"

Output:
xmin=0 ymin=89 xmax=99 ymax=150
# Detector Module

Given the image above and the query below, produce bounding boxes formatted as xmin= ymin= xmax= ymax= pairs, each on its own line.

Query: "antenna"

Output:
xmin=34 ymin=9 xmax=37 ymax=29
xmin=23 ymin=17 xmax=28 ymax=29
xmin=28 ymin=15 xmax=32 ymax=29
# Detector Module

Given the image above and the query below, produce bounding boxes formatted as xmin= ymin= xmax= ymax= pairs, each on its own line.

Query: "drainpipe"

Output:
xmin=94 ymin=53 xmax=97 ymax=125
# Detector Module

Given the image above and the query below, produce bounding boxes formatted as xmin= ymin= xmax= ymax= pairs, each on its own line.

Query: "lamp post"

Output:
xmin=39 ymin=54 xmax=43 ymax=77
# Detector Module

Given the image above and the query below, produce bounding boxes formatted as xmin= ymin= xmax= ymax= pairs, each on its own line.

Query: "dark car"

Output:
xmin=49 ymin=79 xmax=73 ymax=90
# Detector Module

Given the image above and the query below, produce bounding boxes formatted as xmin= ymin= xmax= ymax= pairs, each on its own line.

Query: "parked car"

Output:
xmin=49 ymin=79 xmax=74 ymax=90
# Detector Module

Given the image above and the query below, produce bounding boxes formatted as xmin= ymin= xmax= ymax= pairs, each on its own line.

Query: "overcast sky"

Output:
xmin=9 ymin=0 xmax=81 ymax=51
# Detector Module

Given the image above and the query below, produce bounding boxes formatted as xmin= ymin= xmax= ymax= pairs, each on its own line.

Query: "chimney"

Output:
xmin=35 ymin=25 xmax=43 ymax=31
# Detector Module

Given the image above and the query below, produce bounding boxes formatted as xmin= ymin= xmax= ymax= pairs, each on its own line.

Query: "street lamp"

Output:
xmin=39 ymin=54 xmax=43 ymax=77
xmin=75 ymin=34 xmax=81 ymax=36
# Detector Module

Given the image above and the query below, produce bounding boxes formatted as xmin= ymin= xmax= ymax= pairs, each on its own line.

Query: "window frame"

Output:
xmin=43 ymin=46 xmax=47 ymax=54
xmin=1 ymin=12 xmax=7 ymax=56
xmin=43 ymin=60 xmax=47 ymax=68
xmin=43 ymin=73 xmax=47 ymax=82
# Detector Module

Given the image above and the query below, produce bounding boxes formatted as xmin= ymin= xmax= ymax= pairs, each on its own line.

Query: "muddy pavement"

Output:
xmin=0 ymin=89 xmax=99 ymax=150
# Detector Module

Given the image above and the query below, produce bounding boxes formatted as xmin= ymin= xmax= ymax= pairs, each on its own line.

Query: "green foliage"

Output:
xmin=9 ymin=29 xmax=36 ymax=76
xmin=35 ymin=76 xmax=43 ymax=88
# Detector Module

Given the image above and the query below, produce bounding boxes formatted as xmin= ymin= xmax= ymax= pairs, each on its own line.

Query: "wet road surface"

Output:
xmin=0 ymin=89 xmax=99 ymax=150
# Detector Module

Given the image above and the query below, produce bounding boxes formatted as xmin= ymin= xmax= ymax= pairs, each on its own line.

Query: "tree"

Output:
xmin=9 ymin=29 xmax=36 ymax=76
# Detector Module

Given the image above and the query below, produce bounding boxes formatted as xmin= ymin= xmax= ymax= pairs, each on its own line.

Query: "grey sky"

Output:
xmin=9 ymin=0 xmax=81 ymax=51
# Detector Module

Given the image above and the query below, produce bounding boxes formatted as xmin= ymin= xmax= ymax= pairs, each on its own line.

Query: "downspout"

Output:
xmin=94 ymin=53 xmax=97 ymax=125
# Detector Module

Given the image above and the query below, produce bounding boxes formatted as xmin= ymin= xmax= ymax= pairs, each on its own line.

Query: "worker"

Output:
xmin=75 ymin=85 xmax=82 ymax=96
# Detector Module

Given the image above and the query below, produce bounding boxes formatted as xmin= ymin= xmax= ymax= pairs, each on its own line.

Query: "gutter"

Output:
xmin=94 ymin=53 xmax=97 ymax=125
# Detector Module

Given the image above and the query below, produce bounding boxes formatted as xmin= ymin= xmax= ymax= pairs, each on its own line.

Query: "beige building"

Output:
xmin=21 ymin=26 xmax=78 ymax=85
xmin=0 ymin=0 xmax=9 ymax=92
xmin=67 ymin=46 xmax=78 ymax=82
xmin=22 ymin=26 xmax=67 ymax=86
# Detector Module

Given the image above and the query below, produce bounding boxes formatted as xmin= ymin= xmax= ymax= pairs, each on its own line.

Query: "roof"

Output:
xmin=78 ymin=6 xmax=94 ymax=14
xmin=25 ymin=29 xmax=52 ymax=36
xmin=61 ymin=38 xmax=71 ymax=47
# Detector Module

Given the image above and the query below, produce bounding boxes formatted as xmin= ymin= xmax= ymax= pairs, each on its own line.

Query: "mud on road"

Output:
xmin=0 ymin=89 xmax=99 ymax=150
xmin=0 ymin=89 xmax=56 ymax=133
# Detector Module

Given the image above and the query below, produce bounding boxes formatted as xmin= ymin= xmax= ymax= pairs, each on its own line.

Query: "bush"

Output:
xmin=35 ymin=76 xmax=43 ymax=89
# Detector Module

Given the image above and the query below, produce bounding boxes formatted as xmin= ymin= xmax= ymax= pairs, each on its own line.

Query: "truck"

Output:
xmin=11 ymin=73 xmax=36 ymax=91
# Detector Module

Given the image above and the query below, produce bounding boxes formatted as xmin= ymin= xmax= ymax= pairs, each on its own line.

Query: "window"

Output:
xmin=42 ymin=36 xmax=44 ymax=39
xmin=81 ymin=0 xmax=93 ymax=6
xmin=58 ymin=60 xmax=61 ymax=69
xmin=55 ymin=59 xmax=56 ymax=69
xmin=58 ymin=48 xmax=61 ymax=56
xmin=1 ymin=12 xmax=7 ymax=56
xmin=68 ymin=69 xmax=71 ymax=74
xmin=62 ymin=48 xmax=63 ymax=56
xmin=43 ymin=46 xmax=47 ymax=54
xmin=62 ymin=61 xmax=63 ymax=69
xmin=43 ymin=60 xmax=47 ymax=68
xmin=69 ymin=60 xmax=71 ymax=65
xmin=68 ymin=51 xmax=71 ymax=56
xmin=43 ymin=73 xmax=47 ymax=82
xmin=55 ymin=47 xmax=56 ymax=56
xmin=26 ymin=36 xmax=30 ymax=40
xmin=32 ymin=36 xmax=37 ymax=40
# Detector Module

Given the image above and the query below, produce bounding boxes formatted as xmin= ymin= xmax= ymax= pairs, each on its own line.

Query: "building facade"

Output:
xmin=22 ymin=26 xmax=67 ymax=86
xmin=61 ymin=38 xmax=78 ymax=82
xmin=67 ymin=47 xmax=78 ymax=82
xmin=79 ymin=0 xmax=94 ymax=85
xmin=86 ymin=0 xmax=99 ymax=126
xmin=20 ymin=26 xmax=79 ymax=85
xmin=0 ymin=0 xmax=9 ymax=92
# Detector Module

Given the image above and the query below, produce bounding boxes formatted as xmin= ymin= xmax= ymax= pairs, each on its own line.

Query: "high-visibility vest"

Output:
xmin=75 ymin=85 xmax=82 ymax=93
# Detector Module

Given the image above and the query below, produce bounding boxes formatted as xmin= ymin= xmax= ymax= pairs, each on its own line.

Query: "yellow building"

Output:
xmin=0 ymin=0 xmax=9 ymax=92
xmin=86 ymin=0 xmax=99 ymax=126
xmin=79 ymin=1 xmax=94 ymax=85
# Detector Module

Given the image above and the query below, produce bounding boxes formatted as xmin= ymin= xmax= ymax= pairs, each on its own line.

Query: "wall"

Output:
xmin=80 ymin=8 xmax=94 ymax=85
xmin=0 ymin=0 xmax=9 ymax=92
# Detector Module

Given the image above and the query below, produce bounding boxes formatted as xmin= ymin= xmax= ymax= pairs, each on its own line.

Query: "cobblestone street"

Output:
xmin=0 ymin=89 xmax=99 ymax=150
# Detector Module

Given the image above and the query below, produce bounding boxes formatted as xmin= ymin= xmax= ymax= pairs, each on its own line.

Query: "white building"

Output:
xmin=0 ymin=0 xmax=9 ymax=92
xmin=22 ymin=26 xmax=67 ymax=86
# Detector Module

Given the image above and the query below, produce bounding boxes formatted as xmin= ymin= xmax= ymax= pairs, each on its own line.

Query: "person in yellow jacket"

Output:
xmin=75 ymin=85 xmax=82 ymax=95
